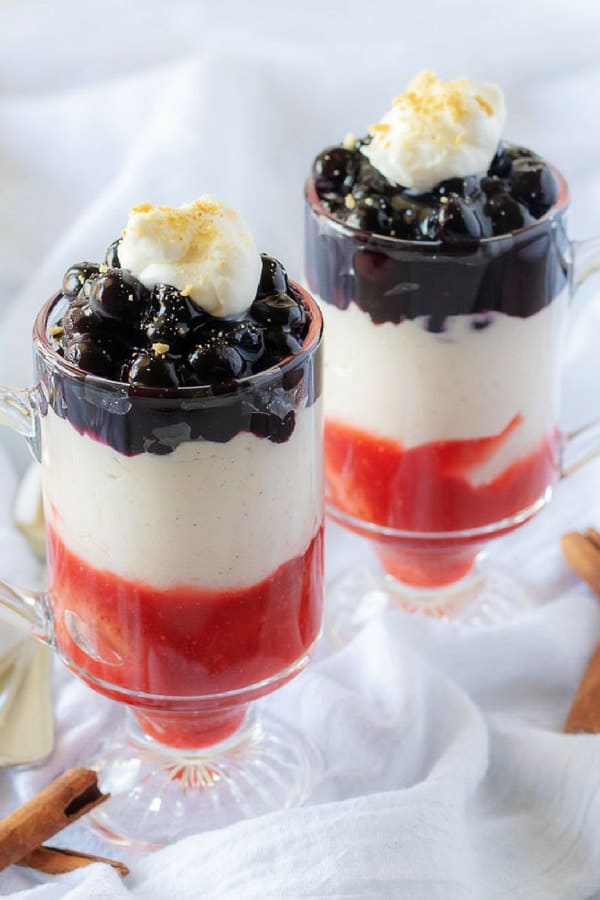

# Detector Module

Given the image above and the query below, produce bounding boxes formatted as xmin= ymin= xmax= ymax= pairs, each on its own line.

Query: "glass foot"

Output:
xmin=87 ymin=707 xmax=322 ymax=848
xmin=326 ymin=557 xmax=532 ymax=647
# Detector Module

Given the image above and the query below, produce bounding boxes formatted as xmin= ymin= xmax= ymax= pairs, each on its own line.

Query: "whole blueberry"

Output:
xmin=510 ymin=158 xmax=559 ymax=217
xmin=346 ymin=196 xmax=392 ymax=234
xmin=64 ymin=334 xmax=114 ymax=377
xmin=145 ymin=284 xmax=197 ymax=346
xmin=229 ymin=322 xmax=265 ymax=360
xmin=435 ymin=196 xmax=482 ymax=245
xmin=481 ymin=176 xmax=508 ymax=197
xmin=188 ymin=343 xmax=245 ymax=383
xmin=314 ymin=147 xmax=359 ymax=196
xmin=62 ymin=263 xmax=100 ymax=299
xmin=257 ymin=255 xmax=289 ymax=297
xmin=265 ymin=330 xmax=303 ymax=362
xmin=488 ymin=146 xmax=513 ymax=178
xmin=127 ymin=350 xmax=181 ymax=387
xmin=251 ymin=292 xmax=305 ymax=330
xmin=437 ymin=176 xmax=478 ymax=198
xmin=90 ymin=269 xmax=148 ymax=321
xmin=104 ymin=239 xmax=121 ymax=268
xmin=485 ymin=193 xmax=532 ymax=236
xmin=62 ymin=303 xmax=103 ymax=337
xmin=388 ymin=196 xmax=421 ymax=239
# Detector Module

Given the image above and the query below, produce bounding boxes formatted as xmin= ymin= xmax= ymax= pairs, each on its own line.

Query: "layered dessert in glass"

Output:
xmin=305 ymin=72 xmax=567 ymax=616
xmin=34 ymin=197 xmax=323 ymax=841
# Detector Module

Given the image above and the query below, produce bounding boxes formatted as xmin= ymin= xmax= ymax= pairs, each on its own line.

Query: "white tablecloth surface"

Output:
xmin=2 ymin=1 xmax=600 ymax=897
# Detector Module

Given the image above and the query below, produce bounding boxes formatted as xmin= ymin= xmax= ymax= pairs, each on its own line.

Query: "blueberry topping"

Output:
xmin=257 ymin=254 xmax=289 ymax=296
xmin=188 ymin=343 xmax=246 ymax=383
xmin=89 ymin=269 xmax=148 ymax=321
xmin=314 ymin=147 xmax=359 ymax=196
xmin=127 ymin=350 xmax=181 ymax=387
xmin=228 ymin=321 xmax=265 ymax=359
xmin=62 ymin=303 xmax=103 ymax=336
xmin=251 ymin=292 xmax=305 ymax=330
xmin=56 ymin=253 xmax=311 ymax=390
xmin=62 ymin=263 xmax=100 ymax=299
xmin=313 ymin=139 xmax=560 ymax=241
xmin=145 ymin=284 xmax=197 ymax=347
xmin=510 ymin=158 xmax=558 ymax=217
xmin=437 ymin=176 xmax=478 ymax=198
xmin=64 ymin=335 xmax=114 ymax=377
xmin=435 ymin=196 xmax=482 ymax=244
xmin=346 ymin=196 xmax=392 ymax=233
xmin=104 ymin=239 xmax=121 ymax=268
xmin=488 ymin=147 xmax=513 ymax=178
xmin=481 ymin=176 xmax=508 ymax=197
xmin=485 ymin=192 xmax=531 ymax=235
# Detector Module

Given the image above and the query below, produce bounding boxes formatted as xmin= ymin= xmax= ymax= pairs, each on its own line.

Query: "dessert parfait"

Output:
xmin=30 ymin=197 xmax=323 ymax=841
xmin=305 ymin=71 xmax=568 ymax=612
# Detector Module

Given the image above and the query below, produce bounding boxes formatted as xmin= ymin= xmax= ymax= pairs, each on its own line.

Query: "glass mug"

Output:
xmin=0 ymin=285 xmax=324 ymax=847
xmin=305 ymin=167 xmax=600 ymax=641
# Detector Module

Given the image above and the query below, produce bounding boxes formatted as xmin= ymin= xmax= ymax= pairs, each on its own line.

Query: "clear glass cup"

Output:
xmin=305 ymin=169 xmax=600 ymax=642
xmin=0 ymin=284 xmax=324 ymax=847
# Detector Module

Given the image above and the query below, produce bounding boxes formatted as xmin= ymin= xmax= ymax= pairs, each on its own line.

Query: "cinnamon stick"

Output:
xmin=17 ymin=845 xmax=128 ymax=876
xmin=565 ymin=643 xmax=600 ymax=733
xmin=0 ymin=768 xmax=109 ymax=872
xmin=561 ymin=531 xmax=600 ymax=597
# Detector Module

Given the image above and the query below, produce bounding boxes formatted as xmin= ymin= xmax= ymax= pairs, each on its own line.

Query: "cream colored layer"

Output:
xmin=42 ymin=401 xmax=322 ymax=589
xmin=321 ymin=295 xmax=566 ymax=478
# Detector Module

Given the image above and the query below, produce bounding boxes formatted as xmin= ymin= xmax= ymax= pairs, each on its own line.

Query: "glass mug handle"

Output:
xmin=0 ymin=386 xmax=52 ymax=642
xmin=561 ymin=237 xmax=600 ymax=476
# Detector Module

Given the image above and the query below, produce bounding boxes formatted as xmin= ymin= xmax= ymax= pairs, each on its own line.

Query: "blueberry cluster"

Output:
xmin=312 ymin=140 xmax=559 ymax=242
xmin=53 ymin=246 xmax=311 ymax=386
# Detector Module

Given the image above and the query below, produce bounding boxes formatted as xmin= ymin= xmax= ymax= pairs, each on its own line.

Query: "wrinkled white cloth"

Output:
xmin=2 ymin=1 xmax=600 ymax=897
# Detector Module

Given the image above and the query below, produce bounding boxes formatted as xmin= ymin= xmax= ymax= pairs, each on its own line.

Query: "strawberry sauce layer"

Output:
xmin=48 ymin=527 xmax=323 ymax=747
xmin=325 ymin=418 xmax=557 ymax=586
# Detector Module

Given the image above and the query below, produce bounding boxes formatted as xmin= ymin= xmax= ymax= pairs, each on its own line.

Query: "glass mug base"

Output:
xmin=87 ymin=706 xmax=322 ymax=849
xmin=326 ymin=554 xmax=533 ymax=647
xmin=324 ymin=493 xmax=550 ymax=646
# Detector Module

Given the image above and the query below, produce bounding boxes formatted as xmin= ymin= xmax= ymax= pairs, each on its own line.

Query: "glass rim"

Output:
xmin=33 ymin=281 xmax=323 ymax=398
xmin=304 ymin=162 xmax=570 ymax=248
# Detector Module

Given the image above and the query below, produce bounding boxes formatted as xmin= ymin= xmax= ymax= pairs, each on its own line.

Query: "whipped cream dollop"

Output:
xmin=362 ymin=70 xmax=506 ymax=192
xmin=119 ymin=197 xmax=262 ymax=317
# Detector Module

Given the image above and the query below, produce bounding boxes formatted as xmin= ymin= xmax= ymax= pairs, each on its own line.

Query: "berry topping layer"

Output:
xmin=54 ymin=250 xmax=310 ymax=386
xmin=313 ymin=139 xmax=559 ymax=242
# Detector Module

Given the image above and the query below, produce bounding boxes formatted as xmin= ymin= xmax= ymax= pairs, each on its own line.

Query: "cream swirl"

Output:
xmin=119 ymin=197 xmax=261 ymax=317
xmin=363 ymin=71 xmax=506 ymax=191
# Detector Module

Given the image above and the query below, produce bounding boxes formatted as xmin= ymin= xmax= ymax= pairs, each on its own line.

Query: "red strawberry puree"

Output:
xmin=325 ymin=416 xmax=558 ymax=588
xmin=48 ymin=527 xmax=323 ymax=748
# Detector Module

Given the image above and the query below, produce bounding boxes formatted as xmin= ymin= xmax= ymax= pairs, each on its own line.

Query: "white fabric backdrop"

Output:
xmin=2 ymin=1 xmax=600 ymax=897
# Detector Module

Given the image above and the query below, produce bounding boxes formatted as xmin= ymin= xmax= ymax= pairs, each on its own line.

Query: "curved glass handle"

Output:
xmin=0 ymin=582 xmax=52 ymax=644
xmin=0 ymin=385 xmax=49 ymax=637
xmin=561 ymin=238 xmax=600 ymax=477
xmin=0 ymin=386 xmax=41 ymax=459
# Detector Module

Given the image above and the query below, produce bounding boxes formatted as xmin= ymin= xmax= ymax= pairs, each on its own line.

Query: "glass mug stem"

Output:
xmin=562 ymin=237 xmax=600 ymax=476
